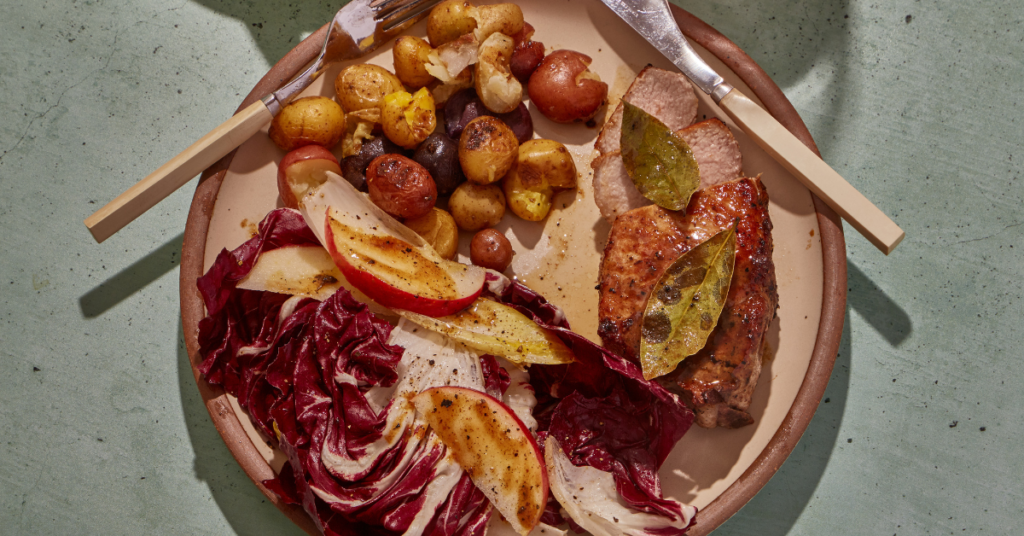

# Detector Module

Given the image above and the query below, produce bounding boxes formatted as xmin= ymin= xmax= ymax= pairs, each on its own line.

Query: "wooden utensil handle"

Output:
xmin=718 ymin=89 xmax=905 ymax=254
xmin=84 ymin=100 xmax=274 ymax=243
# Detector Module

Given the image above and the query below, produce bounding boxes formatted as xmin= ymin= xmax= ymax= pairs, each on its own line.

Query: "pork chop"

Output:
xmin=595 ymin=66 xmax=698 ymax=155
xmin=592 ymin=118 xmax=744 ymax=222
xmin=597 ymin=177 xmax=777 ymax=428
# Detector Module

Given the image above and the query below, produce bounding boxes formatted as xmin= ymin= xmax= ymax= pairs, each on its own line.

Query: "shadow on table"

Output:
xmin=78 ymin=233 xmax=184 ymax=318
xmin=176 ymin=321 xmax=306 ymax=536
xmin=190 ymin=0 xmax=342 ymax=65
xmin=714 ymin=260 xmax=912 ymax=534
xmin=677 ymin=0 xmax=855 ymax=152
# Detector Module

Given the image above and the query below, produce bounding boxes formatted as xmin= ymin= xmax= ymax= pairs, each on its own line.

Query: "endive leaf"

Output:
xmin=397 ymin=298 xmax=575 ymax=366
xmin=639 ymin=226 xmax=737 ymax=380
xmin=619 ymin=100 xmax=700 ymax=211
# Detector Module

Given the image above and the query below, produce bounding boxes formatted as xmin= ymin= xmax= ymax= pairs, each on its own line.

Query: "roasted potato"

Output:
xmin=470 ymin=229 xmax=514 ymax=271
xmin=503 ymin=139 xmax=577 ymax=221
xmin=448 ymin=182 xmax=505 ymax=231
xmin=340 ymin=136 xmax=406 ymax=191
xmin=471 ymin=4 xmax=524 ymax=42
xmin=413 ymin=132 xmax=465 ymax=196
xmin=334 ymin=64 xmax=404 ymax=120
xmin=517 ymin=139 xmax=577 ymax=189
xmin=381 ymin=88 xmax=437 ymax=149
xmin=405 ymin=207 xmax=459 ymax=259
xmin=393 ymin=36 xmax=436 ymax=89
xmin=427 ymin=0 xmax=478 ymax=47
xmin=474 ymin=32 xmax=521 ymax=114
xmin=366 ymin=154 xmax=437 ymax=219
xmin=528 ymin=50 xmax=608 ymax=123
xmin=458 ymin=116 xmax=518 ymax=184
xmin=268 ymin=96 xmax=346 ymax=151
xmin=503 ymin=161 xmax=552 ymax=221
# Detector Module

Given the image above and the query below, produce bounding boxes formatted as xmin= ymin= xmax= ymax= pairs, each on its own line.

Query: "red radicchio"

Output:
xmin=196 ymin=208 xmax=696 ymax=536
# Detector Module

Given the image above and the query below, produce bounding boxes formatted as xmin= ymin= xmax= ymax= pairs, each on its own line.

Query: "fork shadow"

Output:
xmin=78 ymin=233 xmax=184 ymax=318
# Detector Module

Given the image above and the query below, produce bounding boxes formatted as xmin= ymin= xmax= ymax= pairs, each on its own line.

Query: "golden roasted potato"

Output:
xmin=405 ymin=207 xmax=459 ymax=259
xmin=458 ymin=116 xmax=518 ymax=184
xmin=517 ymin=139 xmax=577 ymax=190
xmin=393 ymin=36 xmax=436 ymax=89
xmin=474 ymin=32 xmax=521 ymax=114
xmin=269 ymin=96 xmax=346 ymax=151
xmin=334 ymin=64 xmax=404 ymax=118
xmin=448 ymin=182 xmax=506 ymax=231
xmin=471 ymin=4 xmax=524 ymax=42
xmin=381 ymin=88 xmax=437 ymax=149
xmin=427 ymin=0 xmax=478 ymax=47
xmin=528 ymin=50 xmax=608 ymax=123
xmin=503 ymin=161 xmax=552 ymax=221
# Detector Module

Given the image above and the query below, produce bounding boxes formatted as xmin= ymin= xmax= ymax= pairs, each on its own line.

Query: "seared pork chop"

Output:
xmin=597 ymin=177 xmax=777 ymax=428
xmin=595 ymin=66 xmax=699 ymax=155
xmin=592 ymin=119 xmax=744 ymax=222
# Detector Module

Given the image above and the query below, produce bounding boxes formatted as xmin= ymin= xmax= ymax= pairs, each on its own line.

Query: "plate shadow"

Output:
xmin=176 ymin=321 xmax=305 ymax=535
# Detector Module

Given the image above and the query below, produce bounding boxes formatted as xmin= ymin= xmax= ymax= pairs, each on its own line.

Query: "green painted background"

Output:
xmin=1 ymin=0 xmax=1020 ymax=534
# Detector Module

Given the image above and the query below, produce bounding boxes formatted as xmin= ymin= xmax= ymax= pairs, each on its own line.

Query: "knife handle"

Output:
xmin=718 ymin=88 xmax=905 ymax=254
xmin=84 ymin=100 xmax=274 ymax=244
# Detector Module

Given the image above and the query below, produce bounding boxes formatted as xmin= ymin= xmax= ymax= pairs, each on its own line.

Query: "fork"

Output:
xmin=85 ymin=0 xmax=441 ymax=243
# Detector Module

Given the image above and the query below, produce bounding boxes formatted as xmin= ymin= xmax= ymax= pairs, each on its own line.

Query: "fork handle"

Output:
xmin=84 ymin=100 xmax=273 ymax=243
xmin=718 ymin=88 xmax=905 ymax=254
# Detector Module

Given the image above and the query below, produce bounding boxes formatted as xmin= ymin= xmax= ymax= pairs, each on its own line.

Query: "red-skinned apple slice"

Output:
xmin=301 ymin=173 xmax=486 ymax=317
xmin=412 ymin=386 xmax=548 ymax=536
xmin=278 ymin=145 xmax=341 ymax=209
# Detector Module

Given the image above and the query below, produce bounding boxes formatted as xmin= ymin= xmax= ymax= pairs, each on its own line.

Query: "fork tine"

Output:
xmin=378 ymin=0 xmax=442 ymax=32
xmin=371 ymin=0 xmax=417 ymax=17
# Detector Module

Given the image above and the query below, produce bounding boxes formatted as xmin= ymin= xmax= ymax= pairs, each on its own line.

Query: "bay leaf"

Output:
xmin=639 ymin=226 xmax=737 ymax=380
xmin=619 ymin=100 xmax=701 ymax=211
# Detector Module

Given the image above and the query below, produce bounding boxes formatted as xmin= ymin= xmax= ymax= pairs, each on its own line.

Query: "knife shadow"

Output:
xmin=176 ymin=320 xmax=306 ymax=536
xmin=713 ymin=258 xmax=910 ymax=534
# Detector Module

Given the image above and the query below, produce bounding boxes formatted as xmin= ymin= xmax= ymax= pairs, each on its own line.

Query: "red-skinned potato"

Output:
xmin=470 ymin=229 xmax=514 ymax=271
xmin=366 ymin=154 xmax=438 ymax=220
xmin=528 ymin=50 xmax=608 ymax=123
xmin=277 ymin=145 xmax=342 ymax=209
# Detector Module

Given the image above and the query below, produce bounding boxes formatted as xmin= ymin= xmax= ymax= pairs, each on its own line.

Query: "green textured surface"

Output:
xmin=0 ymin=0 xmax=1020 ymax=534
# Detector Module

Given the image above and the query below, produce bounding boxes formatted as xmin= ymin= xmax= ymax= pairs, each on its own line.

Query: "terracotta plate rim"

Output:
xmin=179 ymin=7 xmax=847 ymax=535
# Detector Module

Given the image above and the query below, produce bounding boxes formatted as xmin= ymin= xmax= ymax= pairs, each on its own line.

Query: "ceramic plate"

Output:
xmin=180 ymin=1 xmax=847 ymax=534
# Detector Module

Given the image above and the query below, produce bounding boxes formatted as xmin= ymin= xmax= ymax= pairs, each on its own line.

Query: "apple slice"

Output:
xmin=412 ymin=386 xmax=548 ymax=536
xmin=397 ymin=298 xmax=574 ymax=366
xmin=301 ymin=173 xmax=486 ymax=317
xmin=235 ymin=245 xmax=394 ymax=318
xmin=278 ymin=145 xmax=342 ymax=209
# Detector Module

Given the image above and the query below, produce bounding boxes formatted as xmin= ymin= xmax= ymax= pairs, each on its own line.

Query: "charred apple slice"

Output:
xmin=413 ymin=386 xmax=548 ymax=536
xmin=301 ymin=173 xmax=485 ymax=316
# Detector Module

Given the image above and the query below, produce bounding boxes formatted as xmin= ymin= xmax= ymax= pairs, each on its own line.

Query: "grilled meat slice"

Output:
xmin=595 ymin=66 xmax=698 ymax=155
xmin=597 ymin=177 xmax=777 ymax=428
xmin=592 ymin=118 xmax=744 ymax=222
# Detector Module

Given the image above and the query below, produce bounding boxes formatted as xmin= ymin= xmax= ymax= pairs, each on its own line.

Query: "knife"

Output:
xmin=599 ymin=0 xmax=905 ymax=254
